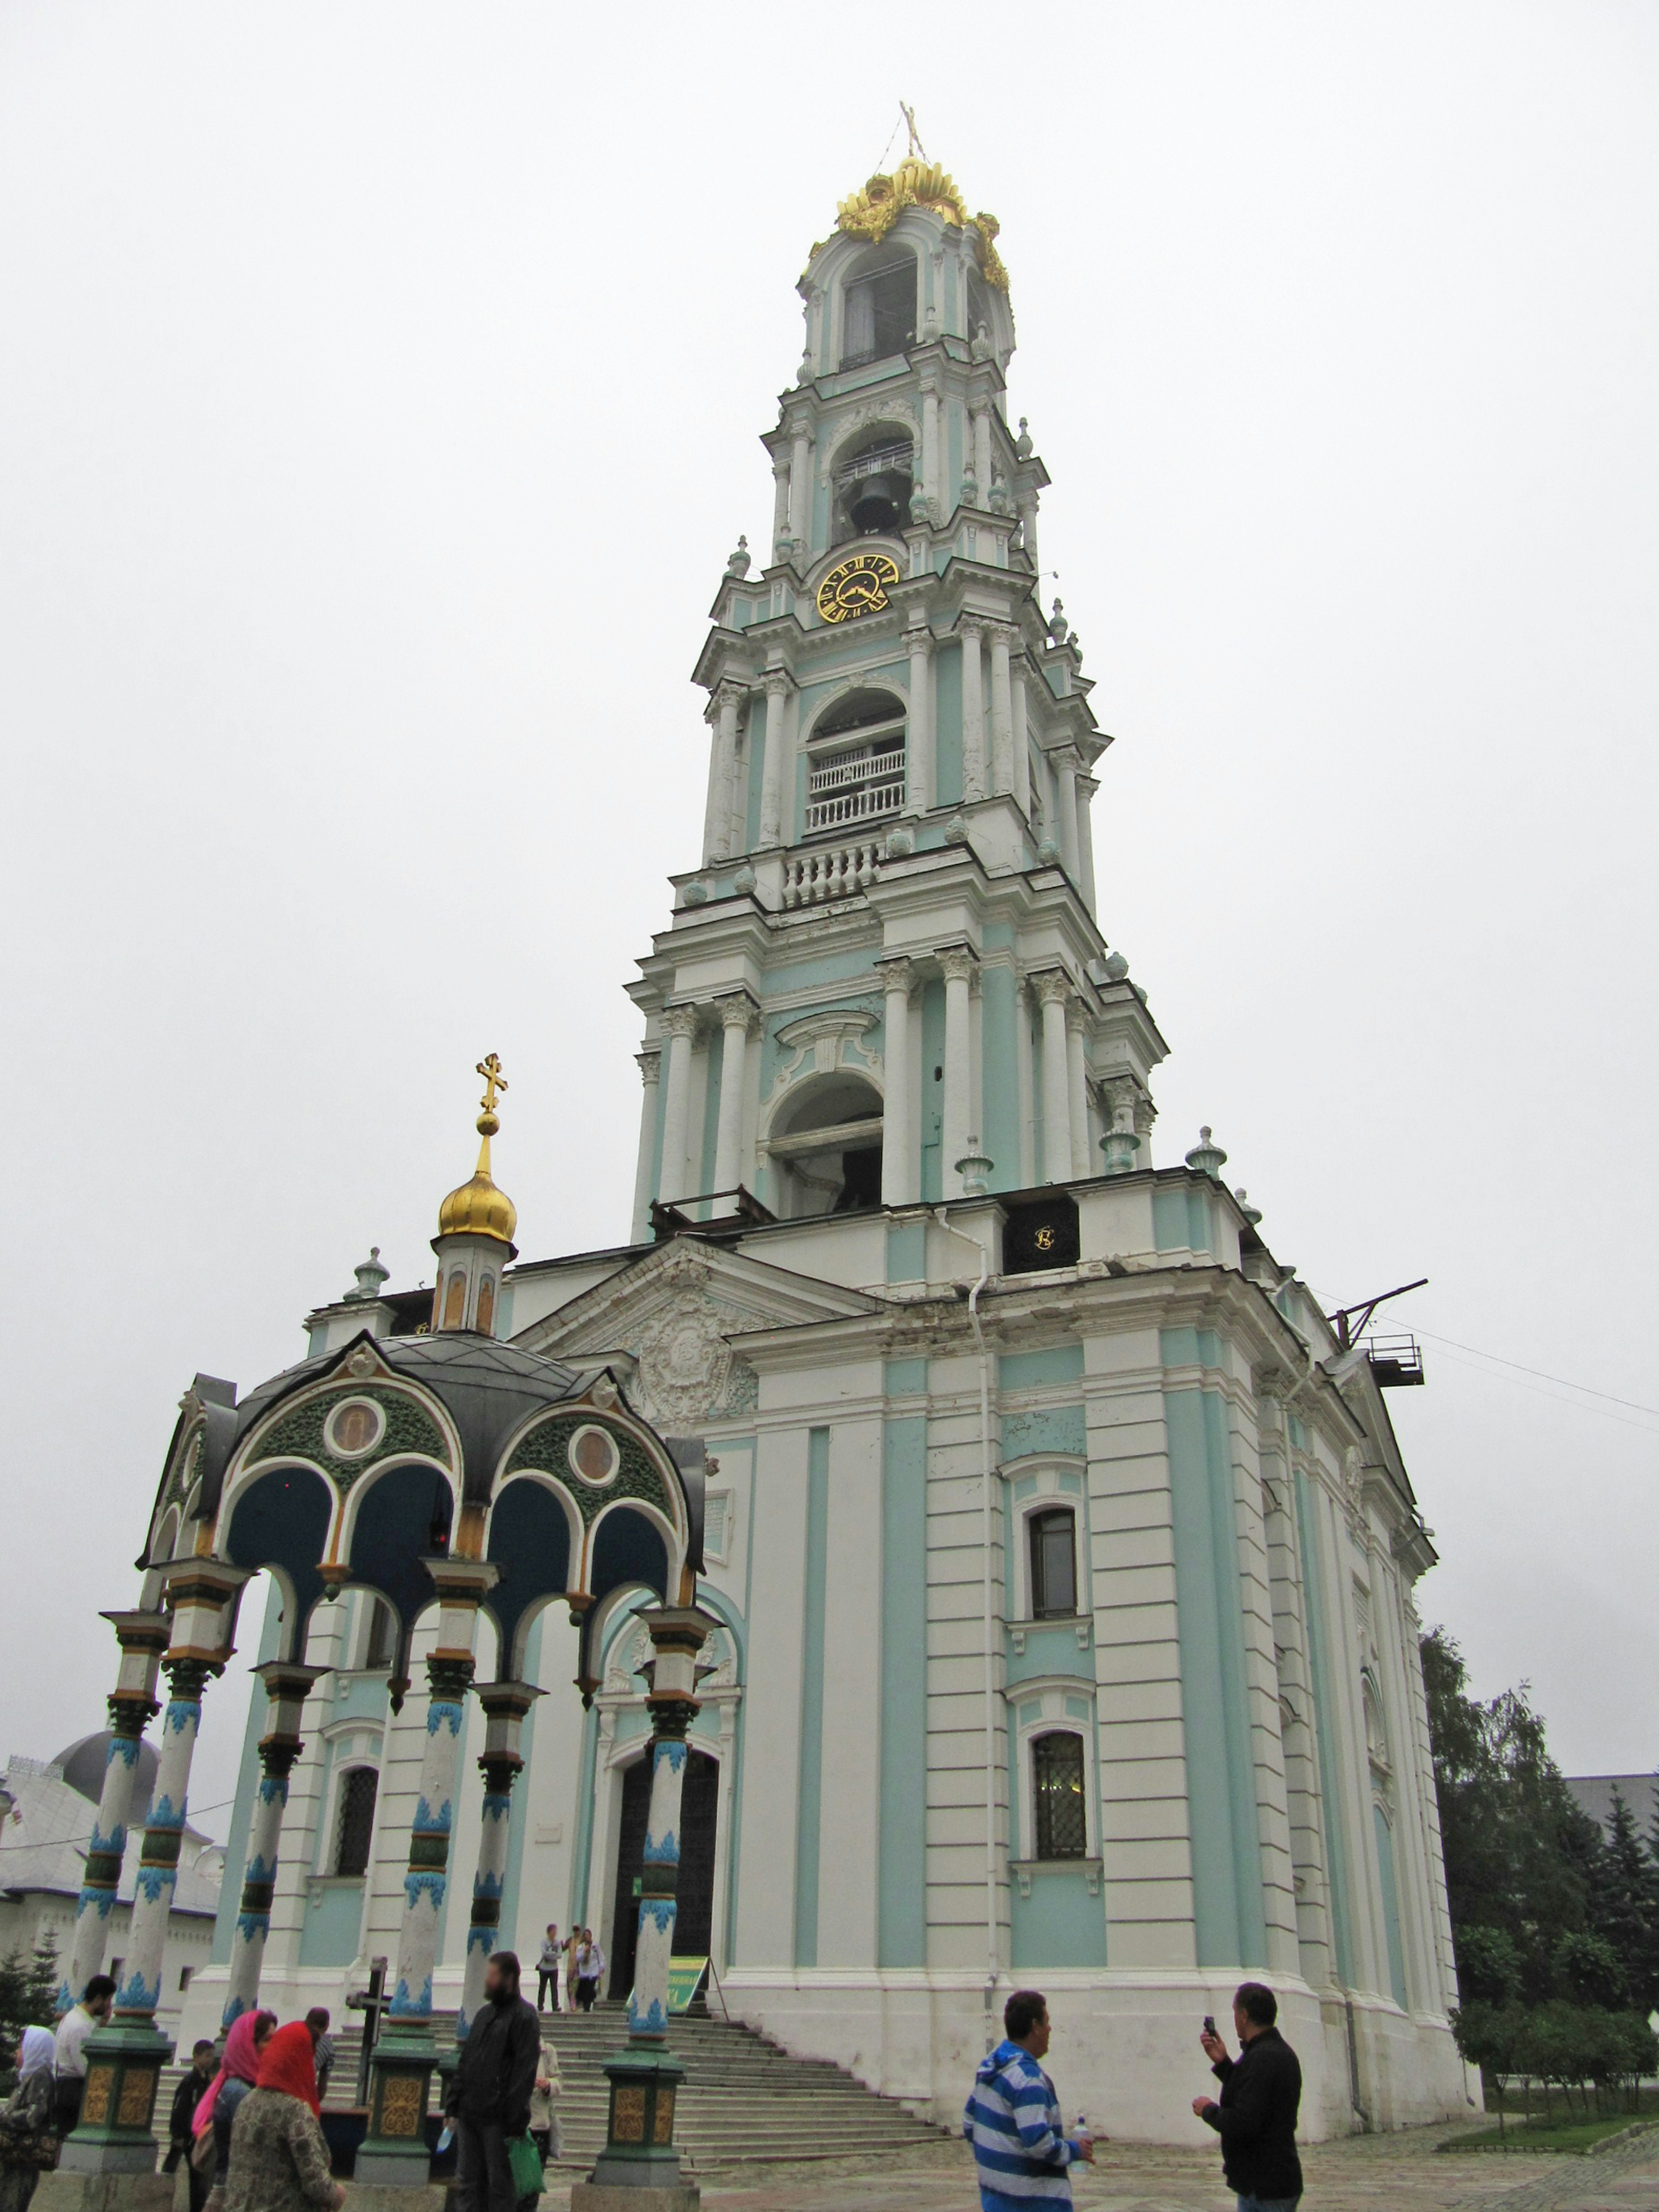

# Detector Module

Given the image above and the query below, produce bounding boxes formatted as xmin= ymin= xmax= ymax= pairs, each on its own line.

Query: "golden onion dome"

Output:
xmin=436 ymin=1055 xmax=518 ymax=1247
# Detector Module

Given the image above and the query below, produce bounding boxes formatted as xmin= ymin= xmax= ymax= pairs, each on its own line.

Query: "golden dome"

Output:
xmin=810 ymin=153 xmax=1008 ymax=291
xmin=436 ymin=1055 xmax=518 ymax=1247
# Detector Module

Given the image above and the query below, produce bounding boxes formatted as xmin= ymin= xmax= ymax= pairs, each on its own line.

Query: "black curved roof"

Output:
xmin=198 ymin=1329 xmax=588 ymax=1514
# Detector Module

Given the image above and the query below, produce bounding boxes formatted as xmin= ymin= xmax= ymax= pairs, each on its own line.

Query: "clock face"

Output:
xmin=816 ymin=551 xmax=900 ymax=626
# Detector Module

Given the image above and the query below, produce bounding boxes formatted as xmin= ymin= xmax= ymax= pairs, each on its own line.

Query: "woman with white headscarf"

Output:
xmin=0 ymin=2028 xmax=59 ymax=2212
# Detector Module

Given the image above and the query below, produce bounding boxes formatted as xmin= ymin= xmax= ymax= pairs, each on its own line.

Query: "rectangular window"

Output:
xmin=1032 ymin=1731 xmax=1087 ymax=1859
xmin=333 ymin=1767 xmax=379 ymax=1878
xmin=1030 ymin=1507 xmax=1077 ymax=1618
xmin=842 ymin=261 xmax=916 ymax=368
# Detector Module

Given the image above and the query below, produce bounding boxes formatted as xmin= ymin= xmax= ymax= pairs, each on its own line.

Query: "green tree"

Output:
xmin=0 ymin=1932 xmax=59 ymax=2063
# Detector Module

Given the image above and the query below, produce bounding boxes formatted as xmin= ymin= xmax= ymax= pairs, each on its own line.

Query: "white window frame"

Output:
xmin=1004 ymin=1457 xmax=1090 ymax=1636
xmin=1008 ymin=1680 xmax=1101 ymax=1892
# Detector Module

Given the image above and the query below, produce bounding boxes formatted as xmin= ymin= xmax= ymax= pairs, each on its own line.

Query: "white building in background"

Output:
xmin=135 ymin=150 xmax=1465 ymax=2139
xmin=1 ymin=1748 xmax=219 ymax=2042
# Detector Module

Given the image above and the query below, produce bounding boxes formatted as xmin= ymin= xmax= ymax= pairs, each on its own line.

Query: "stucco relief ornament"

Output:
xmin=633 ymin=1298 xmax=734 ymax=1430
xmin=814 ymin=158 xmax=1010 ymax=290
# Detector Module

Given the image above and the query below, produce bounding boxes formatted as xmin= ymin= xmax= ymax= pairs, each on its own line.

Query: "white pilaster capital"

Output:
xmin=636 ymin=1049 xmax=663 ymax=1088
xmin=1133 ymin=1092 xmax=1158 ymax=1136
xmin=1100 ymin=1075 xmax=1139 ymax=1128
xmin=958 ymin=613 xmax=987 ymax=643
xmin=1032 ymin=967 xmax=1072 ymax=1008
xmin=874 ymin=954 xmax=916 ymax=999
xmin=664 ymin=1003 xmax=700 ymax=1041
xmin=715 ymin=990 xmax=759 ymax=1033
xmin=761 ymin=667 xmax=794 ymax=699
xmin=938 ymin=944 xmax=979 ymax=985
xmin=714 ymin=678 xmax=747 ymax=715
xmin=989 ymin=620 xmax=1020 ymax=652
xmin=1065 ymin=996 xmax=1088 ymax=1036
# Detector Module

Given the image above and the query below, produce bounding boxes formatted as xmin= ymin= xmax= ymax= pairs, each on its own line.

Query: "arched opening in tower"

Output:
xmin=769 ymin=1072 xmax=884 ymax=1220
xmin=834 ymin=429 xmax=915 ymax=542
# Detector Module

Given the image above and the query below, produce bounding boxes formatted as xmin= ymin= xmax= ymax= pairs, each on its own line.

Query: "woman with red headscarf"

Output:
xmin=223 ymin=2022 xmax=343 ymax=2212
xmin=194 ymin=2012 xmax=275 ymax=2212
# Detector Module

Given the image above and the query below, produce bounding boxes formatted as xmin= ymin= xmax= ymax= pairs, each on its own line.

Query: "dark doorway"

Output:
xmin=609 ymin=1749 xmax=720 ymax=2000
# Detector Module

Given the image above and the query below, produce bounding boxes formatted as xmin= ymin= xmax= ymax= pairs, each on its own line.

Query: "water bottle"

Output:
xmin=1075 ymin=2110 xmax=1093 ymax=2156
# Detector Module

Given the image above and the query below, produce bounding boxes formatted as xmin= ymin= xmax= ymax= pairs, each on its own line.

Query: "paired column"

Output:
xmin=593 ymin=1606 xmax=717 ymax=2193
xmin=960 ymin=619 xmax=987 ymax=802
xmin=771 ymin=458 xmax=791 ymax=563
xmin=358 ymin=1558 xmax=495 ymax=2190
xmin=62 ymin=1610 xmax=168 ymax=2014
xmin=1075 ymin=772 xmax=1099 ymax=912
xmin=759 ymin=671 xmax=790 ymax=848
xmin=905 ymin=621 xmax=932 ymax=814
xmin=988 ymin=625 xmax=1015 ymax=796
xmin=630 ymin=1052 xmax=661 ymax=1244
xmin=456 ymin=1683 xmax=541 ymax=2040
xmin=877 ymin=958 xmax=916 ymax=1206
xmin=940 ymin=947 xmax=977 ymax=1198
xmin=222 ymin=1662 xmax=328 ymax=2027
xmin=921 ymin=382 xmax=941 ymax=515
xmin=788 ymin=418 xmax=813 ymax=548
xmin=1035 ymin=972 xmax=1073 ymax=1186
xmin=61 ymin=1561 xmax=248 ymax=2178
xmin=712 ymin=684 xmax=744 ymax=862
xmin=1055 ymin=748 xmax=1082 ymax=880
xmin=656 ymin=1005 xmax=698 ymax=1207
xmin=1066 ymin=1003 xmax=1093 ymax=1179
xmin=973 ymin=407 xmax=994 ymax=506
xmin=711 ymin=994 xmax=756 ymax=1213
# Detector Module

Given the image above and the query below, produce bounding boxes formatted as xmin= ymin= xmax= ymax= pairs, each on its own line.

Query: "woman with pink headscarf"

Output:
xmin=194 ymin=2012 xmax=274 ymax=2211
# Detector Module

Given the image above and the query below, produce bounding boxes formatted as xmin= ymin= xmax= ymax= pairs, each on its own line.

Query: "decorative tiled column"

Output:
xmin=222 ymin=1661 xmax=328 ymax=2026
xmin=61 ymin=1563 xmax=248 ymax=2177
xmin=455 ymin=1682 xmax=541 ymax=2040
xmin=61 ymin=1610 xmax=168 ymax=2014
xmin=357 ymin=1557 xmax=495 ymax=2190
xmin=590 ymin=1606 xmax=717 ymax=2199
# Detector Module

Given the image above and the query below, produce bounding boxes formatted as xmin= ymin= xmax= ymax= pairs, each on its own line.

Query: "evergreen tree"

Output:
xmin=1591 ymin=1789 xmax=1659 ymax=2010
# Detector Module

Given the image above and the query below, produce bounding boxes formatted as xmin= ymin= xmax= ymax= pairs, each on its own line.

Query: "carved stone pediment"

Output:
xmin=518 ymin=1239 xmax=879 ymax=1430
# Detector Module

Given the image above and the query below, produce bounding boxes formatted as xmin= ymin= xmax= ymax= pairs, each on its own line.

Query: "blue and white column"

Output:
xmin=222 ymin=1661 xmax=328 ymax=2025
xmin=456 ymin=1681 xmax=541 ymax=2039
xmin=61 ymin=1611 xmax=168 ymax=2013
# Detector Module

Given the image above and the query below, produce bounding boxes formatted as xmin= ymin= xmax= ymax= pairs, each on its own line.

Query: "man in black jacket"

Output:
xmin=448 ymin=1951 xmax=540 ymax=2212
xmin=1192 ymin=1981 xmax=1303 ymax=2211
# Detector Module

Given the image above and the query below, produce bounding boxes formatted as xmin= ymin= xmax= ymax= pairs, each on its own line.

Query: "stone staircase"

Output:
xmin=163 ymin=2005 xmax=952 ymax=2177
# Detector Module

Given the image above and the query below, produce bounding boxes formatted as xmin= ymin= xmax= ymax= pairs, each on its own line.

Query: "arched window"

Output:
xmin=805 ymin=689 xmax=906 ymax=835
xmin=1031 ymin=1732 xmax=1087 ymax=1859
xmin=475 ymin=1275 xmax=495 ymax=1337
xmin=362 ymin=1598 xmax=396 ymax=1672
xmin=1029 ymin=1508 xmax=1077 ymax=1619
xmin=769 ymin=1073 xmax=883 ymax=1220
xmin=841 ymin=246 xmax=917 ymax=369
xmin=442 ymin=1271 xmax=467 ymax=1329
xmin=332 ymin=1766 xmax=378 ymax=1878
xmin=833 ymin=429 xmax=915 ymax=542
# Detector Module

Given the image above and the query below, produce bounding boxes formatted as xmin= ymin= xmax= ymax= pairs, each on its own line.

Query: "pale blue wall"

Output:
xmin=793 ymin=1429 xmax=830 ymax=1967
xmin=879 ymin=1414 xmax=928 ymax=1967
xmin=1155 ymin=1186 xmax=1213 ymax=1251
xmin=1011 ymin=1869 xmax=1108 ymax=1970
xmin=743 ymin=696 xmax=767 ymax=855
xmin=918 ymin=979 xmax=946 ymax=1200
xmin=980 ymin=962 xmax=1021 ymax=1192
xmin=933 ymin=642 xmax=963 ymax=806
xmin=1165 ymin=1382 xmax=1269 ymax=1969
xmin=298 ymin=1880 xmax=364 ymax=1968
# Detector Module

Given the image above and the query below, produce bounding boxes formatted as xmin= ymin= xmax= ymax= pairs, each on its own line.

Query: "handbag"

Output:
xmin=506 ymin=2132 xmax=543 ymax=2201
xmin=190 ymin=2129 xmax=217 ymax=2175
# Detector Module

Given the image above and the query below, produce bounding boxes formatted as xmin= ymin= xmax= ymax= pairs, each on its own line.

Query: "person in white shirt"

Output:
xmin=53 ymin=1975 xmax=115 ymax=2135
xmin=574 ymin=1932 xmax=605 ymax=2012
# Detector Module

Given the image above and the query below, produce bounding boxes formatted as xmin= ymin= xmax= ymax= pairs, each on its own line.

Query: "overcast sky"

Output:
xmin=2 ymin=4 xmax=1655 ymax=1840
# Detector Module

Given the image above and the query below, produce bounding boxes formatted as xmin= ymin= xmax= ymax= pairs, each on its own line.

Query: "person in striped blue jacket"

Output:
xmin=963 ymin=1990 xmax=1094 ymax=2209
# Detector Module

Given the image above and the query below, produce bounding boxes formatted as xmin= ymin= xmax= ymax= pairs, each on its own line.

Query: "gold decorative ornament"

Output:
xmin=816 ymin=551 xmax=900 ymax=626
xmin=810 ymin=156 xmax=1009 ymax=292
xmin=436 ymin=1050 xmax=518 ymax=1246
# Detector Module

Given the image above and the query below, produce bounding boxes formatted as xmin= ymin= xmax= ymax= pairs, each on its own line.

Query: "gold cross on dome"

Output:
xmin=476 ymin=1053 xmax=508 ymax=1116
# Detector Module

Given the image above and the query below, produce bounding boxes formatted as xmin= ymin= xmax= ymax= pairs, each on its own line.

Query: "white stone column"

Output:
xmin=712 ymin=683 xmax=743 ymax=862
xmin=878 ymin=958 xmax=915 ymax=1205
xmin=974 ymin=407 xmax=993 ymax=504
xmin=63 ymin=1612 xmax=167 ymax=2012
xmin=759 ymin=671 xmax=789 ymax=848
xmin=1014 ymin=979 xmax=1036 ymax=1186
xmin=711 ymin=994 xmax=754 ymax=1211
xmin=1066 ymin=1003 xmax=1092 ymax=1179
xmin=922 ymin=383 xmax=940 ymax=513
xmin=788 ymin=419 xmax=813 ymax=548
xmin=1017 ymin=496 xmax=1040 ymax=575
xmin=1134 ymin=1090 xmax=1157 ymax=1172
xmin=771 ymin=458 xmax=791 ymax=561
xmin=1055 ymin=748 xmax=1081 ymax=880
xmin=700 ymin=701 xmax=725 ymax=866
xmin=988 ymin=625 xmax=1015 ymax=796
xmin=657 ymin=1006 xmax=698 ymax=1205
xmin=1011 ymin=662 xmax=1030 ymax=817
xmin=1036 ymin=973 xmax=1073 ymax=1185
xmin=222 ymin=1662 xmax=327 ymax=2026
xmin=941 ymin=947 xmax=977 ymax=1197
xmin=630 ymin=1051 xmax=661 ymax=1243
xmin=960 ymin=618 xmax=987 ymax=802
xmin=905 ymin=622 xmax=932 ymax=814
xmin=1075 ymin=773 xmax=1099 ymax=912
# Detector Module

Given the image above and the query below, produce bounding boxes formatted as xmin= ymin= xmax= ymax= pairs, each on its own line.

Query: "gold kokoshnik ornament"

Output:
xmin=816 ymin=551 xmax=899 ymax=624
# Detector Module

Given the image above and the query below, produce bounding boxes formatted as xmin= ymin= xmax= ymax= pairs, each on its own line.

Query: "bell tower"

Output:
xmin=627 ymin=150 xmax=1166 ymax=1239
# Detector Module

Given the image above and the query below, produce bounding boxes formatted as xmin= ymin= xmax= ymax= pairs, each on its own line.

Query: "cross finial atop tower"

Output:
xmin=900 ymin=102 xmax=927 ymax=162
xmin=475 ymin=1052 xmax=507 ymax=1134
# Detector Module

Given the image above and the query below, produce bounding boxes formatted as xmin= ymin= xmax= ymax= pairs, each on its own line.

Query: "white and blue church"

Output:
xmin=105 ymin=152 xmax=1466 ymax=2145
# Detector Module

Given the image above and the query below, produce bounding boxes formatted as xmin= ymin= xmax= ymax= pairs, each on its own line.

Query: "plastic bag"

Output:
xmin=506 ymin=2132 xmax=543 ymax=2200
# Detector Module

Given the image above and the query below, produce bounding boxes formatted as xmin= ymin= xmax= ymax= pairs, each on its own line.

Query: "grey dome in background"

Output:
xmin=54 ymin=1732 xmax=158 ymax=1825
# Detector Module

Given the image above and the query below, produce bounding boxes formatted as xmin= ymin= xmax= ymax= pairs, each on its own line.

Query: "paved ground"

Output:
xmin=530 ymin=2120 xmax=1659 ymax=2212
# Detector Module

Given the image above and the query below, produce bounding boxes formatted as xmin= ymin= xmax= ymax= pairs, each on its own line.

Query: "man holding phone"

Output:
xmin=1192 ymin=1982 xmax=1303 ymax=2212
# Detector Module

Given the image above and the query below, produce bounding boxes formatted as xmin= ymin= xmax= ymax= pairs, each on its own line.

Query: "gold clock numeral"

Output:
xmin=816 ymin=552 xmax=900 ymax=625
